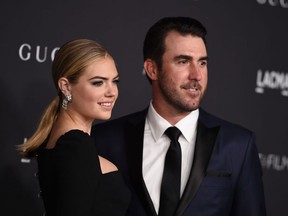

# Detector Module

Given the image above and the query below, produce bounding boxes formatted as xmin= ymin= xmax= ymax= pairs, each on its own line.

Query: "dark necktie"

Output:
xmin=158 ymin=127 xmax=182 ymax=216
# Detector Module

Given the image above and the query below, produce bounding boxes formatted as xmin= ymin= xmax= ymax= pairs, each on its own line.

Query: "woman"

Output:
xmin=19 ymin=39 xmax=130 ymax=215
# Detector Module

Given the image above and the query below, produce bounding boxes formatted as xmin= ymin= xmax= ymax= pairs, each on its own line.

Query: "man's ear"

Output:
xmin=58 ymin=77 xmax=71 ymax=96
xmin=144 ymin=59 xmax=158 ymax=81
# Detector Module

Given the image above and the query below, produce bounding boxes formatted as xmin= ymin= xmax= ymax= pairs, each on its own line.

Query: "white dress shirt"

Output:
xmin=143 ymin=102 xmax=199 ymax=213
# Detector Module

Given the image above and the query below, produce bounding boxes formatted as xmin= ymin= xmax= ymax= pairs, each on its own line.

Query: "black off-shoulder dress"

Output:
xmin=37 ymin=130 xmax=131 ymax=216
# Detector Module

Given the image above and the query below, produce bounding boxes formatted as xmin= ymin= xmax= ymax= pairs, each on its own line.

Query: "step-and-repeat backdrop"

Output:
xmin=1 ymin=0 xmax=287 ymax=215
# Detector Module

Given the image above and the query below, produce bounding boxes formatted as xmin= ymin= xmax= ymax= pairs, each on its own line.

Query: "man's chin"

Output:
xmin=178 ymin=102 xmax=200 ymax=113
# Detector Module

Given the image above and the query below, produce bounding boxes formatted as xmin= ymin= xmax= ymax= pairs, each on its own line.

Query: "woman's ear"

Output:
xmin=144 ymin=59 xmax=158 ymax=81
xmin=58 ymin=77 xmax=71 ymax=96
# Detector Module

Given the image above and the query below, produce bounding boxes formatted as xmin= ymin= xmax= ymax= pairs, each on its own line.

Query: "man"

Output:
xmin=92 ymin=17 xmax=266 ymax=216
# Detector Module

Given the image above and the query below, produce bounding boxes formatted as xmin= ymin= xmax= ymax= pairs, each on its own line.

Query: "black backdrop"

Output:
xmin=1 ymin=0 xmax=287 ymax=215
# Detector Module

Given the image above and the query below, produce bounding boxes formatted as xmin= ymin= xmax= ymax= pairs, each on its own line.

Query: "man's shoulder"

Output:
xmin=199 ymin=108 xmax=253 ymax=135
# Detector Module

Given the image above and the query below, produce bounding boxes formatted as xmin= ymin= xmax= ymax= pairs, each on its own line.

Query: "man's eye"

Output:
xmin=178 ymin=60 xmax=188 ymax=64
xmin=200 ymin=61 xmax=207 ymax=67
xmin=113 ymin=79 xmax=120 ymax=85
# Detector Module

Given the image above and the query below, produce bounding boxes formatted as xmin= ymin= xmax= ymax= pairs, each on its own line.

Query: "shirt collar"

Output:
xmin=146 ymin=101 xmax=199 ymax=142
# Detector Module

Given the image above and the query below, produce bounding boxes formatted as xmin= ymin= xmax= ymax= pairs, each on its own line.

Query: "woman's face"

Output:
xmin=68 ymin=56 xmax=119 ymax=122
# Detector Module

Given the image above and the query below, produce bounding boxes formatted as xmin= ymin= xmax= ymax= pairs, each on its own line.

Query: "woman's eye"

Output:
xmin=92 ymin=81 xmax=103 ymax=86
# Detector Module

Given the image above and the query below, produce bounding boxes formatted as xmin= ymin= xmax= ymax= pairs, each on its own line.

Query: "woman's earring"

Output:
xmin=62 ymin=94 xmax=72 ymax=110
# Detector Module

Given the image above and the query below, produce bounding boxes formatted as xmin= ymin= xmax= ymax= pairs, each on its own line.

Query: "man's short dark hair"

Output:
xmin=143 ymin=17 xmax=207 ymax=71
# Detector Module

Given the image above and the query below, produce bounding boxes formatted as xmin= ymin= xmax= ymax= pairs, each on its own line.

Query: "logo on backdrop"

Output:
xmin=19 ymin=43 xmax=60 ymax=63
xmin=259 ymin=153 xmax=288 ymax=171
xmin=255 ymin=69 xmax=288 ymax=97
xmin=256 ymin=0 xmax=288 ymax=8
xmin=20 ymin=137 xmax=31 ymax=163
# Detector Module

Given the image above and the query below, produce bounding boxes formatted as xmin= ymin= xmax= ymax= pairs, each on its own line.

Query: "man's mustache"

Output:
xmin=180 ymin=80 xmax=202 ymax=91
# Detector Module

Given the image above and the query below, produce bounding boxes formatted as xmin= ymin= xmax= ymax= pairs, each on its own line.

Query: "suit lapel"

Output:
xmin=125 ymin=110 xmax=158 ymax=216
xmin=175 ymin=120 xmax=220 ymax=216
xmin=123 ymin=109 xmax=219 ymax=216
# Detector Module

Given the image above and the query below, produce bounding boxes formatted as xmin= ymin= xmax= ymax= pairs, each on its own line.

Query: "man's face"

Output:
xmin=153 ymin=31 xmax=208 ymax=118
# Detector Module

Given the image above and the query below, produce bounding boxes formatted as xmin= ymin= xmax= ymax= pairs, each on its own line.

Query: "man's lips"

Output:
xmin=180 ymin=81 xmax=202 ymax=91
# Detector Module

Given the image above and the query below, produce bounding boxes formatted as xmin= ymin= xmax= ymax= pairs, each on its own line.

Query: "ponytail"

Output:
xmin=18 ymin=97 xmax=60 ymax=157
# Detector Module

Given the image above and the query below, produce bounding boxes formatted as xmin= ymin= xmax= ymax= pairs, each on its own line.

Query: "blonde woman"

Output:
xmin=19 ymin=39 xmax=130 ymax=216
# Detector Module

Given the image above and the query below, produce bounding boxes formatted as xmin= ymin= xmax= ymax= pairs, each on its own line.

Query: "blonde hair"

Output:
xmin=19 ymin=39 xmax=110 ymax=157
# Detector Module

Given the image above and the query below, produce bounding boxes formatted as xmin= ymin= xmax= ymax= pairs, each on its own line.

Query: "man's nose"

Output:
xmin=188 ymin=63 xmax=202 ymax=80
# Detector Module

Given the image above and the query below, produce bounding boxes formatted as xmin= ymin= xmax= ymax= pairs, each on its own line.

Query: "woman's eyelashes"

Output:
xmin=92 ymin=80 xmax=103 ymax=86
xmin=91 ymin=79 xmax=119 ymax=87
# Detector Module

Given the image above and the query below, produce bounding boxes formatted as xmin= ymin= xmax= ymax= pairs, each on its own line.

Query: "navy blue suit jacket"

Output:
xmin=92 ymin=108 xmax=266 ymax=216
